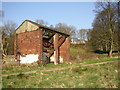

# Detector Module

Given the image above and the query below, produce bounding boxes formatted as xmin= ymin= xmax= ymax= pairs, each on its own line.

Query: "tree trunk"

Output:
xmin=108 ymin=29 xmax=113 ymax=57
xmin=108 ymin=49 xmax=112 ymax=57
xmin=1 ymin=41 xmax=6 ymax=59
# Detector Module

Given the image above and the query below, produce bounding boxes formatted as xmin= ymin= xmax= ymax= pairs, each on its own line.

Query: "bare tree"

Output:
xmin=2 ymin=21 xmax=17 ymax=58
xmin=0 ymin=27 xmax=2 ymax=59
xmin=86 ymin=29 xmax=92 ymax=41
xmin=91 ymin=0 xmax=118 ymax=57
xmin=36 ymin=19 xmax=48 ymax=26
xmin=79 ymin=29 xmax=89 ymax=41
xmin=3 ymin=21 xmax=17 ymax=35
xmin=55 ymin=23 xmax=76 ymax=36
xmin=0 ymin=10 xmax=4 ymax=58
xmin=118 ymin=1 xmax=120 ymax=52
xmin=49 ymin=25 xmax=54 ymax=29
xmin=0 ymin=10 xmax=4 ymax=22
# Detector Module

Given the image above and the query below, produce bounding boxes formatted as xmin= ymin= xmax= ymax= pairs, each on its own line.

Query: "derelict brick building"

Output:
xmin=14 ymin=20 xmax=70 ymax=64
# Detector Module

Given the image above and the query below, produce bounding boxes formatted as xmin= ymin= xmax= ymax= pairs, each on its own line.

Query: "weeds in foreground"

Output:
xmin=2 ymin=62 xmax=118 ymax=88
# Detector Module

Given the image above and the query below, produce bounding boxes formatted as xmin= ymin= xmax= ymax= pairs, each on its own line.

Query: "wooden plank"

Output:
xmin=54 ymin=33 xmax=59 ymax=64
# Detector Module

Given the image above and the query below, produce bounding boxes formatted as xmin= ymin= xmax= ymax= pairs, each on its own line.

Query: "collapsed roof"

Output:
xmin=16 ymin=20 xmax=70 ymax=36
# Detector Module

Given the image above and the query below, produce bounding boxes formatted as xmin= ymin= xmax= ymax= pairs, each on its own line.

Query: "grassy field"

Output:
xmin=2 ymin=61 xmax=118 ymax=88
xmin=70 ymin=44 xmax=118 ymax=59
xmin=2 ymin=44 xmax=119 ymax=88
xmin=2 ymin=63 xmax=72 ymax=74
xmin=2 ymin=57 xmax=119 ymax=75
xmin=81 ymin=57 xmax=119 ymax=64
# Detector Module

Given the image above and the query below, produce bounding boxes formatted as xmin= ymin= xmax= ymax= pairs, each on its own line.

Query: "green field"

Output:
xmin=2 ymin=57 xmax=119 ymax=75
xmin=2 ymin=61 xmax=118 ymax=88
xmin=2 ymin=45 xmax=119 ymax=88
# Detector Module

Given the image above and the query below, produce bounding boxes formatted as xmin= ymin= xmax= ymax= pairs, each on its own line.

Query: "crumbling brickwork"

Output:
xmin=14 ymin=29 xmax=42 ymax=58
xmin=59 ymin=37 xmax=70 ymax=63
xmin=14 ymin=20 xmax=70 ymax=64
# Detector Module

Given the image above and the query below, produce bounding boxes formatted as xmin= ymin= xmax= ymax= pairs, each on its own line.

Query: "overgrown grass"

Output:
xmin=70 ymin=47 xmax=87 ymax=56
xmin=2 ymin=63 xmax=72 ymax=74
xmin=2 ymin=57 xmax=119 ymax=74
xmin=2 ymin=62 xmax=118 ymax=88
xmin=70 ymin=44 xmax=109 ymax=63
xmin=81 ymin=57 xmax=120 ymax=64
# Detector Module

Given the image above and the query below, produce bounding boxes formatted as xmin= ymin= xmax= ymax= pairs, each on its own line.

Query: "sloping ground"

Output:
xmin=2 ymin=57 xmax=119 ymax=74
xmin=2 ymin=61 xmax=118 ymax=88
xmin=70 ymin=44 xmax=119 ymax=63
xmin=2 ymin=60 xmax=119 ymax=77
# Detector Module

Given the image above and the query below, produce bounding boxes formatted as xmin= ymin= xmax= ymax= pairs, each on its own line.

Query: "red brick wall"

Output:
xmin=65 ymin=37 xmax=70 ymax=62
xmin=14 ymin=29 xmax=42 ymax=57
xmin=14 ymin=28 xmax=70 ymax=63
xmin=59 ymin=36 xmax=70 ymax=62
